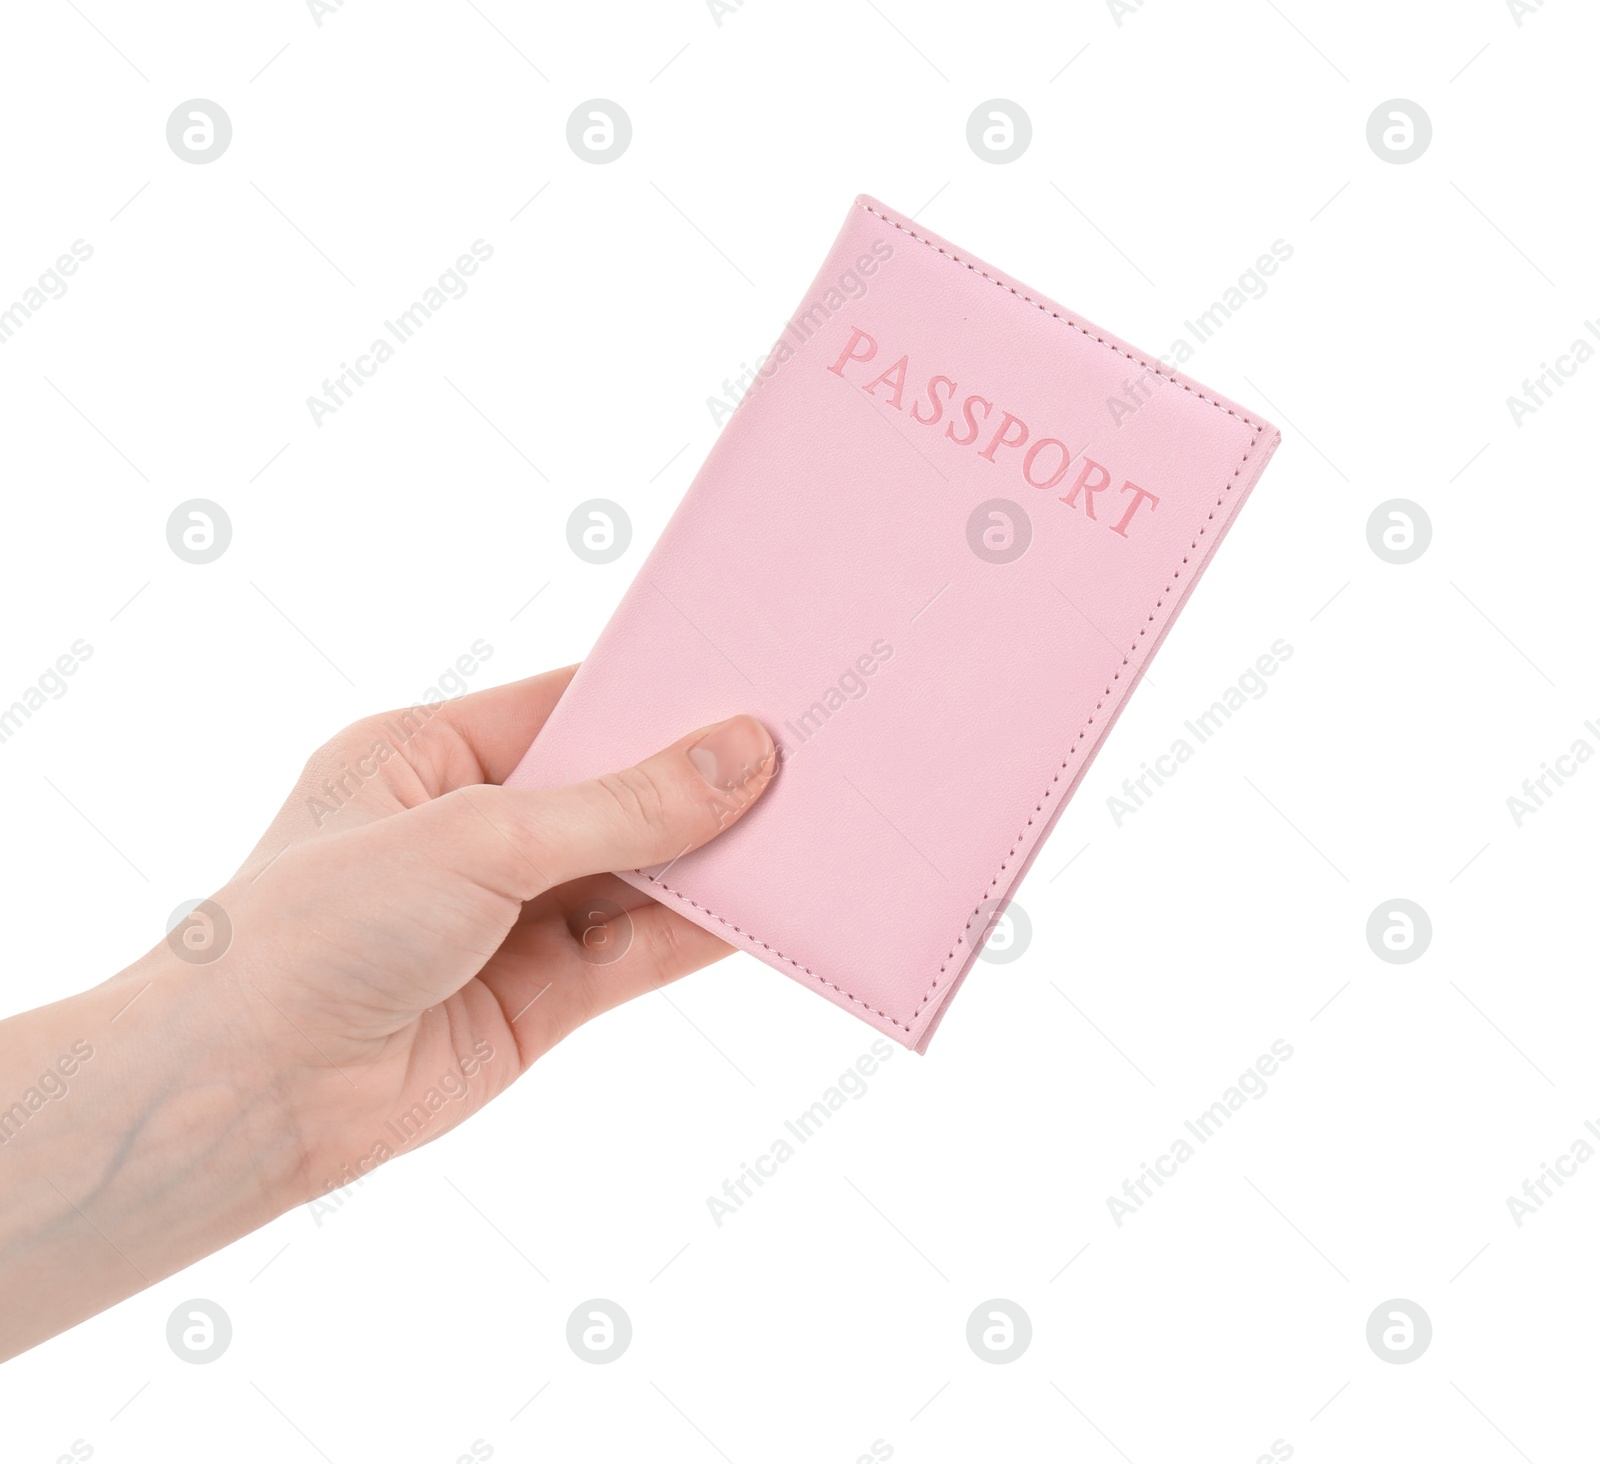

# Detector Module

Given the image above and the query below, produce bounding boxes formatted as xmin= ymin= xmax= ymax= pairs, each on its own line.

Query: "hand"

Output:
xmin=0 ymin=667 xmax=776 ymax=1359
xmin=222 ymin=665 xmax=776 ymax=1196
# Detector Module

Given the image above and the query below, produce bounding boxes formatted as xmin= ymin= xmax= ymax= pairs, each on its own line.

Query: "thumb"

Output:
xmin=421 ymin=713 xmax=779 ymax=897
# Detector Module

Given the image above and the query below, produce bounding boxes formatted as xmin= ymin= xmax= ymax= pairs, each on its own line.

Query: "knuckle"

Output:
xmin=596 ymin=766 xmax=675 ymax=836
xmin=329 ymin=713 xmax=386 ymax=754
xmin=304 ymin=714 xmax=387 ymax=778
xmin=440 ymin=786 xmax=559 ymax=893
xmin=431 ymin=783 xmax=487 ymax=844
xmin=639 ymin=910 xmax=686 ymax=982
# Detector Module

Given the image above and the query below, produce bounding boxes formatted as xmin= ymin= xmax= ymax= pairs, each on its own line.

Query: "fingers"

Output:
xmin=387 ymin=665 xmax=580 ymax=787
xmin=548 ymin=902 xmax=736 ymax=1045
xmin=419 ymin=713 xmax=778 ymax=901
xmin=482 ymin=903 xmax=737 ymax=1058
xmin=235 ymin=667 xmax=583 ymax=880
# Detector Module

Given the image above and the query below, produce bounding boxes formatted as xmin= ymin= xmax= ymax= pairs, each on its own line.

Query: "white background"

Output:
xmin=2 ymin=0 xmax=1596 ymax=1459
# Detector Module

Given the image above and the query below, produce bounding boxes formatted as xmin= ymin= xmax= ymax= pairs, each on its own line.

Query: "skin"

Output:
xmin=0 ymin=666 xmax=776 ymax=1361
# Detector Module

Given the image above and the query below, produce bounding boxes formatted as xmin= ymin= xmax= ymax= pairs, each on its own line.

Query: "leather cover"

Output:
xmin=505 ymin=194 xmax=1280 ymax=1051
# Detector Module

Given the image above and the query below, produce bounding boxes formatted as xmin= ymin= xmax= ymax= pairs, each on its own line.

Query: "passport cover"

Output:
xmin=505 ymin=194 xmax=1280 ymax=1052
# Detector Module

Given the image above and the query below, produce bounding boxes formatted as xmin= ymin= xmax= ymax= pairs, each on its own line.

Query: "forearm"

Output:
xmin=0 ymin=949 xmax=304 ymax=1360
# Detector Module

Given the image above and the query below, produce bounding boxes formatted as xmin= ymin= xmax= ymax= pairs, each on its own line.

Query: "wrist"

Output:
xmin=90 ymin=942 xmax=315 ymax=1223
xmin=0 ymin=948 xmax=311 ymax=1359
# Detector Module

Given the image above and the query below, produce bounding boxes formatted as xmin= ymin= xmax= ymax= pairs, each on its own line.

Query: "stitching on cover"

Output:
xmin=859 ymin=203 xmax=1270 ymax=431
xmin=636 ymin=201 xmax=1271 ymax=1036
xmin=625 ymin=880 xmax=914 ymax=1030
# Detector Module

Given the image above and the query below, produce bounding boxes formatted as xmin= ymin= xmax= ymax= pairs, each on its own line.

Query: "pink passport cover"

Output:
xmin=505 ymin=195 xmax=1280 ymax=1052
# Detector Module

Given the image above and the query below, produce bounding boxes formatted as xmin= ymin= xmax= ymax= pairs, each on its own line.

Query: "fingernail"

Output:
xmin=688 ymin=715 xmax=776 ymax=792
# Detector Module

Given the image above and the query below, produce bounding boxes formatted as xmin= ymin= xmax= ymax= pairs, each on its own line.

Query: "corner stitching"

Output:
xmin=629 ymin=874 xmax=914 ymax=1031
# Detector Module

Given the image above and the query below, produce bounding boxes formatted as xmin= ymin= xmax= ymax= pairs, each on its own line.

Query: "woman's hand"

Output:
xmin=0 ymin=667 xmax=776 ymax=1360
